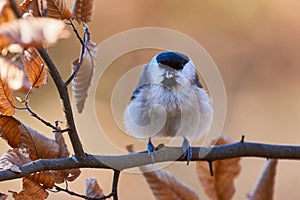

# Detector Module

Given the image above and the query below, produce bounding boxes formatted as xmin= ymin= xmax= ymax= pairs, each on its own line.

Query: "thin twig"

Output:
xmin=54 ymin=183 xmax=117 ymax=200
xmin=240 ymin=135 xmax=245 ymax=143
xmin=54 ymin=185 xmax=98 ymax=200
xmin=65 ymin=21 xmax=91 ymax=86
xmin=67 ymin=20 xmax=85 ymax=46
xmin=25 ymin=102 xmax=58 ymax=130
xmin=208 ymin=161 xmax=214 ymax=176
xmin=22 ymin=88 xmax=60 ymax=131
xmin=112 ymin=170 xmax=120 ymax=200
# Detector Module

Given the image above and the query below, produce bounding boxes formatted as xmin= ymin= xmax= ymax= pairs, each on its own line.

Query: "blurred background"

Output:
xmin=2 ymin=0 xmax=300 ymax=199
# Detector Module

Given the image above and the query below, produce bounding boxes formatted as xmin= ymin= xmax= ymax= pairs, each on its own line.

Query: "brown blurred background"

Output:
xmin=2 ymin=0 xmax=300 ymax=199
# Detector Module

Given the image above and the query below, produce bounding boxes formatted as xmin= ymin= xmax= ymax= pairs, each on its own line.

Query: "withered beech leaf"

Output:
xmin=51 ymin=130 xmax=81 ymax=183
xmin=18 ymin=0 xmax=37 ymax=16
xmin=18 ymin=0 xmax=47 ymax=17
xmin=247 ymin=159 xmax=278 ymax=200
xmin=19 ymin=124 xmax=60 ymax=160
xmin=127 ymin=145 xmax=199 ymax=200
xmin=72 ymin=40 xmax=97 ymax=113
xmin=26 ymin=171 xmax=55 ymax=189
xmin=21 ymin=47 xmax=47 ymax=88
xmin=0 ymin=116 xmax=60 ymax=160
xmin=0 ymin=148 xmax=31 ymax=173
xmin=0 ymin=56 xmax=25 ymax=90
xmin=72 ymin=0 xmax=94 ymax=24
xmin=0 ymin=79 xmax=15 ymax=116
xmin=196 ymin=135 xmax=241 ymax=200
xmin=0 ymin=116 xmax=21 ymax=147
xmin=140 ymin=165 xmax=199 ymax=200
xmin=10 ymin=178 xmax=49 ymax=200
xmin=52 ymin=168 xmax=81 ymax=184
xmin=0 ymin=0 xmax=15 ymax=25
xmin=46 ymin=0 xmax=72 ymax=20
xmin=0 ymin=17 xmax=70 ymax=49
xmin=85 ymin=178 xmax=104 ymax=199
xmin=54 ymin=129 xmax=69 ymax=158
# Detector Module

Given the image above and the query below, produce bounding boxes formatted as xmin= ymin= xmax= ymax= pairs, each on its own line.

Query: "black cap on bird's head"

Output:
xmin=156 ymin=52 xmax=189 ymax=70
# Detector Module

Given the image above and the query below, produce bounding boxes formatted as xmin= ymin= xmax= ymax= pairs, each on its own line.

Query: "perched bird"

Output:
xmin=124 ymin=51 xmax=212 ymax=164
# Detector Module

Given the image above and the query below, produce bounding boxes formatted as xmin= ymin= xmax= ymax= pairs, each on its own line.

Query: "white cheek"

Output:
xmin=181 ymin=60 xmax=197 ymax=81
xmin=173 ymin=60 xmax=199 ymax=87
xmin=148 ymin=58 xmax=165 ymax=83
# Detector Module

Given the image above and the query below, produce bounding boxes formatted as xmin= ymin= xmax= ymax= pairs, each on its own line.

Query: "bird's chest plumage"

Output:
xmin=134 ymin=84 xmax=199 ymax=138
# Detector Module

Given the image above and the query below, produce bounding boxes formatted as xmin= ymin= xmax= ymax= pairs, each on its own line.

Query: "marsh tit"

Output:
xmin=124 ymin=51 xmax=212 ymax=164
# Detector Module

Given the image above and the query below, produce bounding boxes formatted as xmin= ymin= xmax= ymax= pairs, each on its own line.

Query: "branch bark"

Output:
xmin=37 ymin=48 xmax=86 ymax=160
xmin=8 ymin=0 xmax=86 ymax=160
xmin=1 ymin=141 xmax=300 ymax=182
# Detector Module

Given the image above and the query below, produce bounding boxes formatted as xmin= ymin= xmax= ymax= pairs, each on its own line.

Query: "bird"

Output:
xmin=123 ymin=51 xmax=212 ymax=164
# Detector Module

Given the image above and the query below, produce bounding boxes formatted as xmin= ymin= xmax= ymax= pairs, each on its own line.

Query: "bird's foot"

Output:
xmin=147 ymin=138 xmax=156 ymax=162
xmin=182 ymin=137 xmax=192 ymax=165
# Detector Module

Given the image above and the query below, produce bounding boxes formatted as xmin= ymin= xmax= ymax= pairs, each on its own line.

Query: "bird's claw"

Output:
xmin=182 ymin=137 xmax=192 ymax=165
xmin=147 ymin=138 xmax=156 ymax=162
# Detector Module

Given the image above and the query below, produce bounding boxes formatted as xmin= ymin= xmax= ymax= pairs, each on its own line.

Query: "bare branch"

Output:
xmin=8 ymin=0 xmax=86 ymax=160
xmin=111 ymin=170 xmax=120 ymax=200
xmin=54 ymin=184 xmax=113 ymax=200
xmin=1 ymin=141 xmax=300 ymax=182
xmin=51 ymin=170 xmax=120 ymax=200
xmin=65 ymin=21 xmax=91 ymax=86
xmin=37 ymin=48 xmax=86 ymax=160
xmin=24 ymin=101 xmax=58 ymax=130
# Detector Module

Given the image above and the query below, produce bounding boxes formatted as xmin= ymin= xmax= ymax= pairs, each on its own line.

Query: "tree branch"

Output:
xmin=37 ymin=48 xmax=86 ymax=160
xmin=111 ymin=170 xmax=120 ymax=200
xmin=8 ymin=0 xmax=86 ymax=160
xmin=65 ymin=22 xmax=91 ymax=86
xmin=1 ymin=141 xmax=300 ymax=182
xmin=53 ymin=184 xmax=115 ymax=200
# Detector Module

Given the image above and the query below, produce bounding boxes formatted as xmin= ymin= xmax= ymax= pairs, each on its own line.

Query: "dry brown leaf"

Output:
xmin=18 ymin=0 xmax=47 ymax=17
xmin=72 ymin=0 xmax=94 ymax=23
xmin=140 ymin=165 xmax=199 ymax=200
xmin=65 ymin=168 xmax=81 ymax=181
xmin=0 ymin=0 xmax=16 ymax=25
xmin=52 ymin=167 xmax=81 ymax=183
xmin=51 ymin=131 xmax=81 ymax=183
xmin=46 ymin=0 xmax=72 ymax=20
xmin=247 ymin=159 xmax=278 ymax=200
xmin=0 ymin=79 xmax=15 ymax=116
xmin=0 ymin=56 xmax=25 ymax=90
xmin=0 ymin=17 xmax=69 ymax=49
xmin=21 ymin=47 xmax=47 ymax=88
xmin=26 ymin=171 xmax=55 ymax=189
xmin=72 ymin=40 xmax=97 ymax=113
xmin=0 ymin=116 xmax=21 ymax=147
xmin=10 ymin=178 xmax=49 ymax=200
xmin=0 ymin=192 xmax=8 ymax=200
xmin=0 ymin=148 xmax=31 ymax=173
xmin=196 ymin=135 xmax=241 ymax=200
xmin=19 ymin=124 xmax=60 ymax=160
xmin=54 ymin=130 xmax=69 ymax=158
xmin=127 ymin=145 xmax=198 ymax=200
xmin=85 ymin=178 xmax=104 ymax=199
xmin=0 ymin=116 xmax=60 ymax=159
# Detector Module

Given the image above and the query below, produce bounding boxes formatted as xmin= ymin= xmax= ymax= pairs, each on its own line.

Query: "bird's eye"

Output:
xmin=156 ymin=51 xmax=189 ymax=70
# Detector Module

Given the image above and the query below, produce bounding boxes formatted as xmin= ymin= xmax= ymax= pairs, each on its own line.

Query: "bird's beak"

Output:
xmin=165 ymin=69 xmax=175 ymax=79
